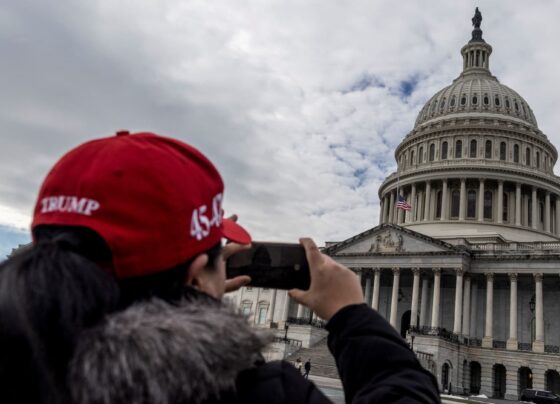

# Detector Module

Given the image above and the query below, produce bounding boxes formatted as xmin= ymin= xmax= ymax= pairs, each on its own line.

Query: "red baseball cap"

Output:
xmin=32 ymin=131 xmax=251 ymax=279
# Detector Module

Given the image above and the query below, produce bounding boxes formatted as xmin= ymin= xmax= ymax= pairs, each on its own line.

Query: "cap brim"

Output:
xmin=222 ymin=218 xmax=252 ymax=245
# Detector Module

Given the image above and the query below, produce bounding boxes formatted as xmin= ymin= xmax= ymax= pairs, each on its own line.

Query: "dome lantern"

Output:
xmin=460 ymin=8 xmax=492 ymax=76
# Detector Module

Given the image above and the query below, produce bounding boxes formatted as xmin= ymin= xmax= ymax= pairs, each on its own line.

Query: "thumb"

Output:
xmin=288 ymin=288 xmax=308 ymax=305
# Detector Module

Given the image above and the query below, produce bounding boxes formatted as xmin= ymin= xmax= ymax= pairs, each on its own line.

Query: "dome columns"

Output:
xmin=379 ymin=178 xmax=560 ymax=239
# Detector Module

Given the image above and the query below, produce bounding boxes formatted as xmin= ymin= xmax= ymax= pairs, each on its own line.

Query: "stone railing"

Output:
xmin=518 ymin=342 xmax=532 ymax=351
xmin=409 ymin=326 xmax=459 ymax=343
xmin=545 ymin=345 xmax=560 ymax=354
xmin=272 ymin=336 xmax=302 ymax=347
xmin=470 ymin=241 xmax=560 ymax=253
xmin=287 ymin=317 xmax=327 ymax=329
xmin=384 ymin=158 xmax=556 ymax=183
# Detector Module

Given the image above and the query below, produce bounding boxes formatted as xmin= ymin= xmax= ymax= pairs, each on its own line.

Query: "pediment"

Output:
xmin=324 ymin=224 xmax=461 ymax=256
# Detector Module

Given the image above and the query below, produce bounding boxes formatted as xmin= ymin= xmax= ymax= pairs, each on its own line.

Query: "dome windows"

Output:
xmin=483 ymin=94 xmax=489 ymax=106
xmin=450 ymin=96 xmax=456 ymax=107
xmin=500 ymin=142 xmax=506 ymax=161
xmin=472 ymin=94 xmax=478 ymax=105
xmin=536 ymin=151 xmax=540 ymax=168
xmin=484 ymin=191 xmax=493 ymax=220
xmin=495 ymin=96 xmax=501 ymax=107
xmin=455 ymin=140 xmax=463 ymax=158
xmin=460 ymin=95 xmax=467 ymax=106
xmin=440 ymin=98 xmax=446 ymax=112
xmin=467 ymin=190 xmax=476 ymax=218
xmin=485 ymin=140 xmax=492 ymax=159
xmin=505 ymin=98 xmax=511 ymax=109
xmin=441 ymin=141 xmax=448 ymax=159
xmin=410 ymin=150 xmax=415 ymax=164
xmin=470 ymin=140 xmax=477 ymax=158
xmin=419 ymin=146 xmax=424 ymax=163
xmin=514 ymin=101 xmax=520 ymax=114
xmin=526 ymin=147 xmax=531 ymax=166
xmin=429 ymin=144 xmax=435 ymax=161
xmin=514 ymin=144 xmax=519 ymax=163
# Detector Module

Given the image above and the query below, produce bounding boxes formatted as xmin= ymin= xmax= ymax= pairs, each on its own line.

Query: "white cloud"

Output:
xmin=1 ymin=0 xmax=560 ymax=247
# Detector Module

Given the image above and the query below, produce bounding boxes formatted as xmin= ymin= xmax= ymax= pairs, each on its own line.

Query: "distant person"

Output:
xmin=304 ymin=359 xmax=311 ymax=379
xmin=0 ymin=131 xmax=441 ymax=403
xmin=295 ymin=357 xmax=303 ymax=374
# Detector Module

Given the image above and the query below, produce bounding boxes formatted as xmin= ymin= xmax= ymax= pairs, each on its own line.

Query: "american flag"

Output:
xmin=396 ymin=195 xmax=412 ymax=211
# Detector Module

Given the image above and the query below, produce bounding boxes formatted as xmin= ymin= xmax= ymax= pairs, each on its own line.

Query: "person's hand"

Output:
xmin=222 ymin=214 xmax=251 ymax=293
xmin=288 ymin=238 xmax=363 ymax=321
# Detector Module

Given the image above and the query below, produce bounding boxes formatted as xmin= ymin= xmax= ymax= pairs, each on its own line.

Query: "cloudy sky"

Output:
xmin=1 ymin=0 xmax=560 ymax=258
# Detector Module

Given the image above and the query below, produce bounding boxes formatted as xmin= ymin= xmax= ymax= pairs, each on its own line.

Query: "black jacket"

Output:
xmin=69 ymin=296 xmax=439 ymax=403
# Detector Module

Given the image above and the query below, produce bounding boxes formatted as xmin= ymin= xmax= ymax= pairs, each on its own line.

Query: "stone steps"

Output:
xmin=288 ymin=337 xmax=340 ymax=379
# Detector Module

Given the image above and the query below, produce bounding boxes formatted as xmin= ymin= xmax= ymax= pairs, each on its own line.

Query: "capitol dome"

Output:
xmin=378 ymin=13 xmax=560 ymax=243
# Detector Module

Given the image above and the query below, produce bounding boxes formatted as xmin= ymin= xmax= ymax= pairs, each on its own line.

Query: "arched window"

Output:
xmin=467 ymin=190 xmax=476 ymax=218
xmin=419 ymin=146 xmax=424 ymax=163
xmin=505 ymin=98 xmax=511 ymax=109
xmin=450 ymin=96 xmax=456 ymax=107
xmin=241 ymin=300 xmax=252 ymax=317
xmin=483 ymin=94 xmax=489 ymax=105
xmin=484 ymin=191 xmax=493 ymax=219
xmin=455 ymin=140 xmax=462 ymax=158
xmin=451 ymin=190 xmax=460 ymax=218
xmin=503 ymin=193 xmax=508 ymax=222
xmin=256 ymin=302 xmax=269 ymax=324
xmin=536 ymin=151 xmax=540 ymax=168
xmin=436 ymin=191 xmax=442 ymax=219
xmin=485 ymin=140 xmax=492 ymax=159
xmin=500 ymin=142 xmax=507 ymax=161
xmin=461 ymin=95 xmax=467 ymax=106
xmin=411 ymin=150 xmax=415 ymax=164
xmin=441 ymin=142 xmax=448 ymax=160
xmin=495 ymin=96 xmax=501 ymax=107
xmin=514 ymin=144 xmax=519 ymax=163
xmin=526 ymin=148 xmax=531 ymax=166
xmin=470 ymin=140 xmax=477 ymax=158
xmin=472 ymin=94 xmax=478 ymax=105
xmin=429 ymin=144 xmax=435 ymax=161
xmin=540 ymin=202 xmax=544 ymax=223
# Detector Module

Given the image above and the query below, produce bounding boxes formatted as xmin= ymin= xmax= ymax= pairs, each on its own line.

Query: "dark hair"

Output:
xmin=0 ymin=225 xmax=222 ymax=403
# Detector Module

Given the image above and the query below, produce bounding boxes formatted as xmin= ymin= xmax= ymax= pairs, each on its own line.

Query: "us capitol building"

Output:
xmin=229 ymin=9 xmax=560 ymax=400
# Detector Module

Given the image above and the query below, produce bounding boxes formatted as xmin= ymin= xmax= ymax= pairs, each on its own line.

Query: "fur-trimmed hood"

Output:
xmin=69 ymin=294 xmax=272 ymax=404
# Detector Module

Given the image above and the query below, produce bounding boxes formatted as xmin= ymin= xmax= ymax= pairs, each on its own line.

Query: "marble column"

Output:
xmin=296 ymin=304 xmax=305 ymax=319
xmin=506 ymin=273 xmax=518 ymax=350
xmin=372 ymin=268 xmax=381 ymax=310
xmin=424 ymin=182 xmax=431 ymax=221
xmin=419 ymin=277 xmax=429 ymax=327
xmin=459 ymin=178 xmax=467 ymax=220
xmin=281 ymin=291 xmax=291 ymax=323
xmin=441 ymin=179 xmax=448 ymax=220
xmin=431 ymin=268 xmax=441 ymax=328
xmin=389 ymin=191 xmax=395 ymax=224
xmin=462 ymin=275 xmax=471 ymax=337
xmin=497 ymin=181 xmax=504 ymax=224
xmin=364 ymin=273 xmax=372 ymax=306
xmin=410 ymin=268 xmax=421 ymax=327
xmin=478 ymin=179 xmax=485 ymax=221
xmin=268 ymin=289 xmax=278 ymax=324
xmin=532 ymin=186 xmax=538 ymax=230
xmin=556 ymin=198 xmax=560 ymax=236
xmin=533 ymin=273 xmax=545 ymax=352
xmin=515 ymin=183 xmax=522 ymax=226
xmin=409 ymin=184 xmax=417 ymax=223
xmin=379 ymin=199 xmax=385 ymax=225
xmin=390 ymin=267 xmax=400 ymax=328
xmin=397 ymin=189 xmax=405 ymax=224
xmin=453 ymin=268 xmax=464 ymax=334
xmin=383 ymin=195 xmax=390 ymax=224
xmin=545 ymin=192 xmax=551 ymax=232
xmin=482 ymin=273 xmax=494 ymax=348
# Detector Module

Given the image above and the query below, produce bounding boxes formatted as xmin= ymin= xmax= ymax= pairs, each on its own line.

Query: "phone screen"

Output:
xmin=226 ymin=242 xmax=310 ymax=290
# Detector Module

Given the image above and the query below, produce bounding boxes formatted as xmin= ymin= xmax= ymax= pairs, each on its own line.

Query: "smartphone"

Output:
xmin=226 ymin=242 xmax=310 ymax=290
